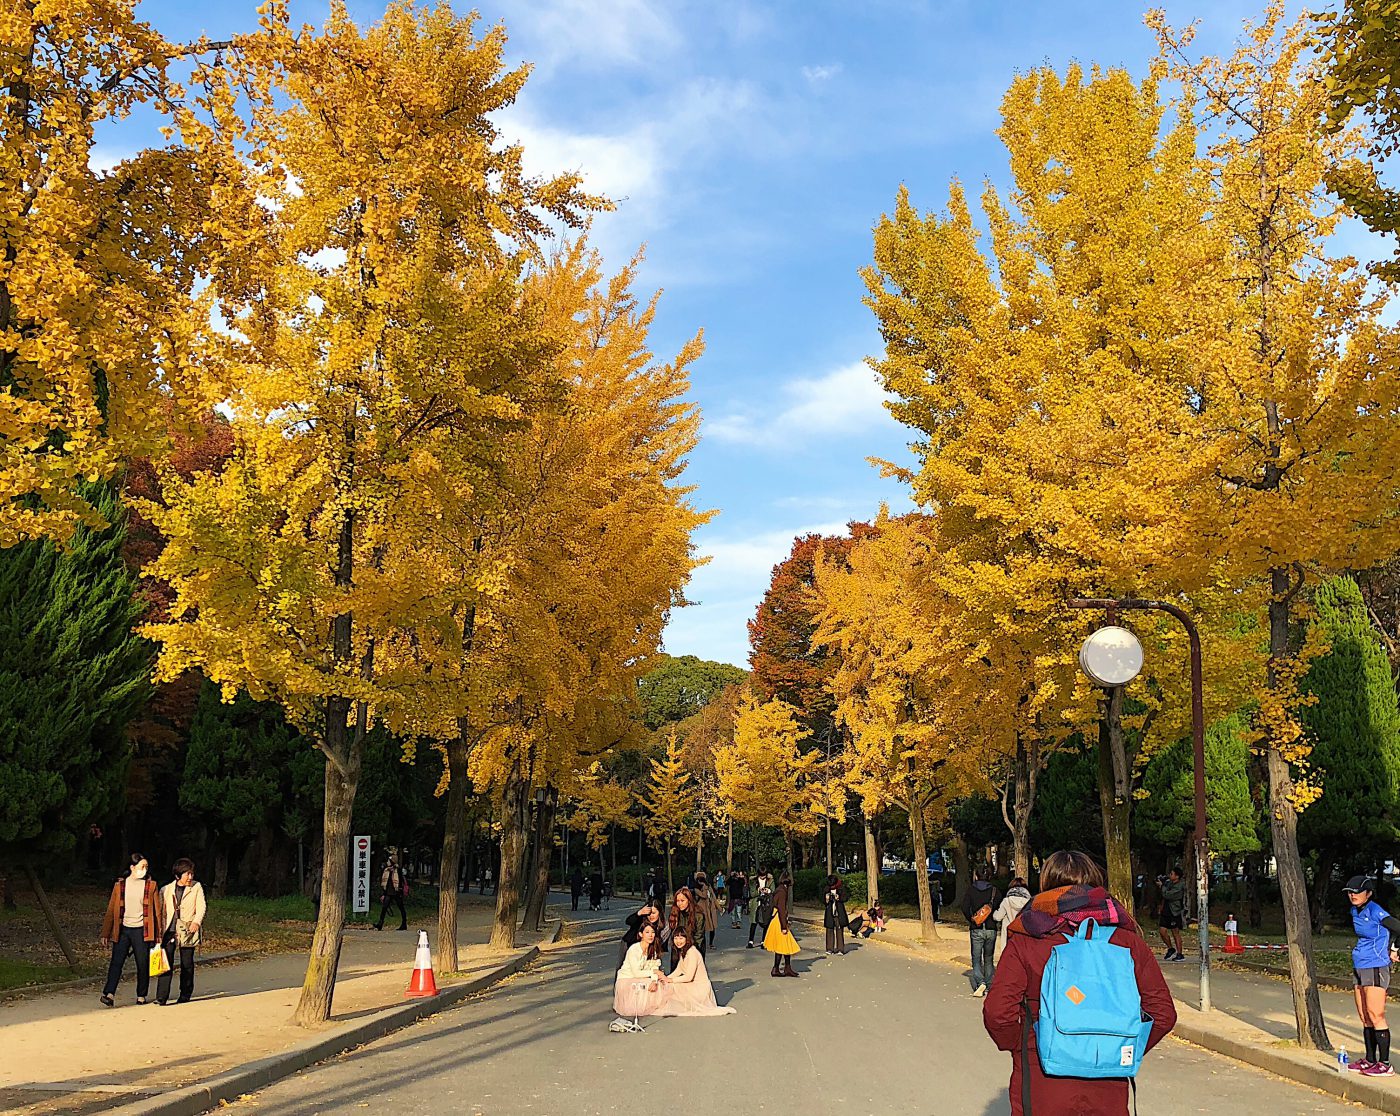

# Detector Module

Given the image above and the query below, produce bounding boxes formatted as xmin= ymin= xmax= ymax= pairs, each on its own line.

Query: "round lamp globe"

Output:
xmin=1079 ymin=625 xmax=1144 ymax=687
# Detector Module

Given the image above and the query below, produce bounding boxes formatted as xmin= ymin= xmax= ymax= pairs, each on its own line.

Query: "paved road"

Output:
xmin=233 ymin=905 xmax=1362 ymax=1115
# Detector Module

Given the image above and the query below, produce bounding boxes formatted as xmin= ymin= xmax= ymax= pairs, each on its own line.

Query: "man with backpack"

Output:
xmin=963 ymin=865 xmax=1000 ymax=997
xmin=982 ymin=851 xmax=1176 ymax=1116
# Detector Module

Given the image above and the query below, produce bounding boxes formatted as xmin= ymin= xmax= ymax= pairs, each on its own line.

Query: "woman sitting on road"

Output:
xmin=982 ymin=851 xmax=1176 ymax=1116
xmin=613 ymin=922 xmax=668 ymax=1030
xmin=1343 ymin=875 xmax=1400 ymax=1077
xmin=656 ymin=929 xmax=735 ymax=1017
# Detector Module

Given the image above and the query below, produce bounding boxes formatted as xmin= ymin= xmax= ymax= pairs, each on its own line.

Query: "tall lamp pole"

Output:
xmin=1069 ymin=598 xmax=1211 ymax=1013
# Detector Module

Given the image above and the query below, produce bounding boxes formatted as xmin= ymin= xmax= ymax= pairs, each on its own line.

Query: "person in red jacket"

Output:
xmin=982 ymin=851 xmax=1176 ymax=1116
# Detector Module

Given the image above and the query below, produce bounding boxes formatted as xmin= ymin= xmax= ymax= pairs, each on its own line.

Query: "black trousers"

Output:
xmin=376 ymin=891 xmax=406 ymax=929
xmin=156 ymin=944 xmax=197 ymax=1003
xmin=103 ymin=926 xmax=151 ymax=998
xmin=571 ymin=890 xmax=582 ymax=911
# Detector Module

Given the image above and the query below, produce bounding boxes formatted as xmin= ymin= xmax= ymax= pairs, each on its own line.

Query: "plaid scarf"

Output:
xmin=1007 ymin=884 xmax=1138 ymax=939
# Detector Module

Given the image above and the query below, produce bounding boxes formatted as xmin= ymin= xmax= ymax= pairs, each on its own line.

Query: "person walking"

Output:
xmin=728 ymin=871 xmax=748 ymax=928
xmin=1157 ymin=866 xmax=1188 ymax=962
xmin=374 ymin=851 xmax=407 ymax=931
xmin=764 ymin=870 xmax=800 ymax=977
xmin=646 ymin=867 xmax=668 ymax=913
xmin=823 ymin=874 xmax=849 ymax=955
xmin=1343 ymin=875 xmax=1400 ymax=1076
xmin=747 ymin=874 xmax=774 ymax=948
xmin=570 ymin=866 xmax=585 ymax=912
xmin=693 ymin=872 xmax=719 ymax=952
xmin=588 ymin=869 xmax=604 ymax=911
xmin=99 ymin=854 xmax=165 ymax=1007
xmin=993 ymin=877 xmax=1031 ymax=962
xmin=156 ymin=858 xmax=207 ymax=1005
xmin=963 ymin=865 xmax=1000 ymax=997
xmin=982 ymin=851 xmax=1176 ymax=1116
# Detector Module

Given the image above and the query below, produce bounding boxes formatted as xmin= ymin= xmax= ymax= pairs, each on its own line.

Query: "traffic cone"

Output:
xmin=405 ymin=929 xmax=439 ymax=998
xmin=1223 ymin=913 xmax=1244 ymax=955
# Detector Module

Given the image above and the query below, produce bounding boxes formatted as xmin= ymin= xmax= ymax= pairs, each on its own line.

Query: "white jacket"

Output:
xmin=160 ymin=880 xmax=208 ymax=948
xmin=993 ymin=886 xmax=1031 ymax=959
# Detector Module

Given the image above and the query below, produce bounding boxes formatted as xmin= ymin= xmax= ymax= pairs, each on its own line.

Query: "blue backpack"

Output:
xmin=1031 ymin=918 xmax=1155 ymax=1082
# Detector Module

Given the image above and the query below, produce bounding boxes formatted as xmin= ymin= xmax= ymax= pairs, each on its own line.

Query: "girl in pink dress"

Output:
xmin=656 ymin=930 xmax=736 ymax=1017
xmin=613 ymin=923 xmax=668 ymax=1024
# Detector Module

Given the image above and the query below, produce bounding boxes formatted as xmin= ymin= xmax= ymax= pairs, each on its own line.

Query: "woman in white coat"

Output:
xmin=157 ymin=858 xmax=207 ymax=1005
xmin=993 ymin=877 xmax=1031 ymax=962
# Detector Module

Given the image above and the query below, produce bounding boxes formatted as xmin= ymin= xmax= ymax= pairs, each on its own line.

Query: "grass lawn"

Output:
xmin=0 ymin=956 xmax=101 ymax=991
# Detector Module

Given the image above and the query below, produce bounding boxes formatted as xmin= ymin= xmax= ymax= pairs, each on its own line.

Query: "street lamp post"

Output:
xmin=1070 ymin=598 xmax=1211 ymax=1013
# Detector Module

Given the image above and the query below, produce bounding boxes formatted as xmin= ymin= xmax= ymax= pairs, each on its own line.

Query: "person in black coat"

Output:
xmin=823 ymin=874 xmax=850 ymax=955
xmin=588 ymin=870 xmax=604 ymax=911
xmin=569 ymin=867 xmax=585 ymax=912
xmin=619 ymin=902 xmax=666 ymax=970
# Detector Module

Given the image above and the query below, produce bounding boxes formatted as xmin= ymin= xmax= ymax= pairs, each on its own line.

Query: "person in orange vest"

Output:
xmin=99 ymin=854 xmax=166 ymax=1008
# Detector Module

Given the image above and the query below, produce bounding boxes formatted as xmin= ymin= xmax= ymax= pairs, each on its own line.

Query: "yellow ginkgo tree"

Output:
xmin=140 ymin=3 xmax=600 ymax=1026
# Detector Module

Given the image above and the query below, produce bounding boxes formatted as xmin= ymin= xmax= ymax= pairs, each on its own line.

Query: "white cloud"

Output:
xmin=801 ymin=64 xmax=842 ymax=84
xmin=503 ymin=0 xmax=681 ymax=71
xmin=498 ymin=78 xmax=760 ymax=272
xmin=706 ymin=361 xmax=896 ymax=448
xmin=663 ymin=519 xmax=852 ymax=665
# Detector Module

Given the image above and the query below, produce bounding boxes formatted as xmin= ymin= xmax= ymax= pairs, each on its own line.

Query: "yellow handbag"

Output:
xmin=149 ymin=943 xmax=171 ymax=977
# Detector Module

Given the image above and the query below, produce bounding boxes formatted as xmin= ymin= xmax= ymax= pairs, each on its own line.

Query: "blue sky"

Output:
xmin=135 ymin=0 xmax=1315 ymax=667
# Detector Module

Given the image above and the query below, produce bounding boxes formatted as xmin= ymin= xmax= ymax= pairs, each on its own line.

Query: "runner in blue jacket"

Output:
xmin=1344 ymin=875 xmax=1400 ymax=1076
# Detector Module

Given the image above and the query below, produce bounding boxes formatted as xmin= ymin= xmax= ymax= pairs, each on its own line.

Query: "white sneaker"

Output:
xmin=973 ymin=983 xmax=987 ymax=998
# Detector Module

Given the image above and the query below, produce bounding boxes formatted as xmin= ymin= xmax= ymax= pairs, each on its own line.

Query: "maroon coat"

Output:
xmin=982 ymin=918 xmax=1176 ymax=1115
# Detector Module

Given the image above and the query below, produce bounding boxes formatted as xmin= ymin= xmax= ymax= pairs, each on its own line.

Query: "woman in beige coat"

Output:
xmin=693 ymin=873 xmax=720 ymax=952
xmin=157 ymin=858 xmax=207 ymax=1005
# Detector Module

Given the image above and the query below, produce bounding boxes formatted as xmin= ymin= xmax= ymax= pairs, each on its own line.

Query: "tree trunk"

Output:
xmin=436 ymin=733 xmax=470 ymax=973
xmin=783 ymin=833 xmax=794 ymax=880
xmin=1003 ymin=732 xmax=1038 ymax=881
xmin=726 ymin=816 xmax=733 ymax=872
xmin=490 ymin=776 xmax=529 ymax=950
xmin=907 ymin=797 xmax=939 ymax=940
xmin=1269 ymin=747 xmax=1331 ymax=1049
xmin=1096 ymin=686 xmax=1134 ymax=911
xmin=2 ymin=872 xmax=16 ymax=911
xmin=863 ymin=811 xmax=880 ymax=905
xmin=1264 ymin=566 xmax=1331 ymax=1051
xmin=695 ymin=830 xmax=703 ymax=871
xmin=23 ymin=865 xmax=77 ymax=969
xmin=665 ymin=841 xmax=674 ymax=896
xmin=292 ymin=735 xmax=360 ymax=1025
xmin=521 ymin=787 xmax=557 ymax=932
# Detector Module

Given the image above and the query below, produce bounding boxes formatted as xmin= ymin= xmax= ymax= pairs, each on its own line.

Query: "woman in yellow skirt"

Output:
xmin=764 ymin=870 xmax=800 ymax=977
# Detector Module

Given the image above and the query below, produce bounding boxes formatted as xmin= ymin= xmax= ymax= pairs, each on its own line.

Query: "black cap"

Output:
xmin=1343 ymin=875 xmax=1376 ymax=894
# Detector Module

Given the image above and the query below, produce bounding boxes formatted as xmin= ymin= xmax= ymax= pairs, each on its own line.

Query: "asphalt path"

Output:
xmin=232 ymin=901 xmax=1363 ymax=1115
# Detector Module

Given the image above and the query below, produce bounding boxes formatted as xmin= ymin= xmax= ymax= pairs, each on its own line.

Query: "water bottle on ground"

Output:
xmin=1338 ymin=1046 xmax=1349 ymax=1073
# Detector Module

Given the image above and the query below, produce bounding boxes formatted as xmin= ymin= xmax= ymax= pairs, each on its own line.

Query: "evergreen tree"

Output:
xmin=0 ymin=484 xmax=151 ymax=860
xmin=1299 ymin=576 xmax=1400 ymax=903
xmin=1029 ymin=739 xmax=1103 ymax=861
xmin=1135 ymin=715 xmax=1261 ymax=866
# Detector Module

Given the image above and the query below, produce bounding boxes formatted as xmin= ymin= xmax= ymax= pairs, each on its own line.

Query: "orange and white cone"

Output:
xmin=405 ymin=929 xmax=439 ymax=998
xmin=1223 ymin=914 xmax=1244 ymax=955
